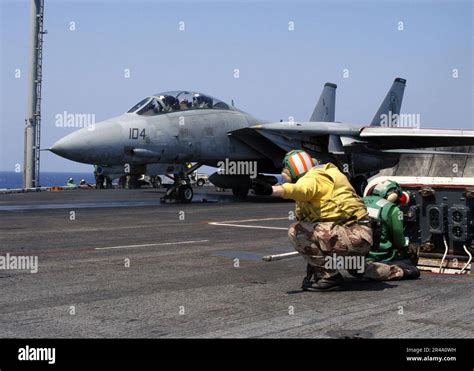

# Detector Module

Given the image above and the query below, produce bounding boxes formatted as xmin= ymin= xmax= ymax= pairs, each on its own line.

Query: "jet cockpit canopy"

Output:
xmin=127 ymin=91 xmax=234 ymax=116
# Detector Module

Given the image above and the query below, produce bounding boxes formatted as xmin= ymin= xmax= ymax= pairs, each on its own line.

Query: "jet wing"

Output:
xmin=249 ymin=121 xmax=360 ymax=136
xmin=358 ymin=127 xmax=474 ymax=150
xmin=227 ymin=127 xmax=288 ymax=167
xmin=232 ymin=122 xmax=474 ymax=154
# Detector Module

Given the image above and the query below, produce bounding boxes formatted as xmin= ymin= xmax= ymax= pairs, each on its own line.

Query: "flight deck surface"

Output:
xmin=0 ymin=188 xmax=472 ymax=338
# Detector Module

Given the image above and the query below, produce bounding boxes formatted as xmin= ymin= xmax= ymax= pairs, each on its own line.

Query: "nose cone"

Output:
xmin=50 ymin=131 xmax=86 ymax=161
xmin=50 ymin=120 xmax=123 ymax=164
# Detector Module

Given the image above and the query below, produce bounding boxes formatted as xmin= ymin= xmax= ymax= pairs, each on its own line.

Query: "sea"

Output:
xmin=0 ymin=171 xmax=97 ymax=189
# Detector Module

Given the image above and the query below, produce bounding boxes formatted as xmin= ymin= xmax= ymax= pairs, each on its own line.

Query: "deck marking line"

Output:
xmin=95 ymin=239 xmax=210 ymax=250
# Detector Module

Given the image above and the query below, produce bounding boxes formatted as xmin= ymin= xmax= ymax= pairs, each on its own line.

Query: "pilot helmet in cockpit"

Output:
xmin=160 ymin=95 xmax=179 ymax=110
xmin=193 ymin=94 xmax=212 ymax=108
xmin=151 ymin=98 xmax=162 ymax=113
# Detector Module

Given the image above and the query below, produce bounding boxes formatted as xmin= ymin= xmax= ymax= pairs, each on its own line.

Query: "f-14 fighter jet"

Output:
xmin=50 ymin=78 xmax=474 ymax=202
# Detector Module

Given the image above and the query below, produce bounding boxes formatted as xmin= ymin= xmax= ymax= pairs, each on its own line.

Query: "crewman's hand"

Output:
xmin=251 ymin=179 xmax=273 ymax=196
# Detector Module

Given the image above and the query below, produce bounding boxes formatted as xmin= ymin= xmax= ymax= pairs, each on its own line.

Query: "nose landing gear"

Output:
xmin=160 ymin=176 xmax=194 ymax=203
xmin=177 ymin=184 xmax=194 ymax=203
xmin=160 ymin=163 xmax=202 ymax=203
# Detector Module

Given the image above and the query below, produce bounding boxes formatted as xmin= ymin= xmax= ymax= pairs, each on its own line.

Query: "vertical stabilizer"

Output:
xmin=310 ymin=82 xmax=337 ymax=122
xmin=371 ymin=77 xmax=406 ymax=126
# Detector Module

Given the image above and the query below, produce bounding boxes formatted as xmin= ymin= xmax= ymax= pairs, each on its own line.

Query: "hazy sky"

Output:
xmin=1 ymin=0 xmax=472 ymax=172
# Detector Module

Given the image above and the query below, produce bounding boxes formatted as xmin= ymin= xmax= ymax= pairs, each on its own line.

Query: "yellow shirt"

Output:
xmin=282 ymin=163 xmax=368 ymax=223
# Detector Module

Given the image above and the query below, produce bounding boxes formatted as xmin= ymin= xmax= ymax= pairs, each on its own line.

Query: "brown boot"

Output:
xmin=301 ymin=264 xmax=318 ymax=291
xmin=310 ymin=273 xmax=344 ymax=291
xmin=397 ymin=262 xmax=420 ymax=279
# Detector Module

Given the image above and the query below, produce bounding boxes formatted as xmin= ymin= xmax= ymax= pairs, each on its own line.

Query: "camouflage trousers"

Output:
xmin=288 ymin=221 xmax=373 ymax=279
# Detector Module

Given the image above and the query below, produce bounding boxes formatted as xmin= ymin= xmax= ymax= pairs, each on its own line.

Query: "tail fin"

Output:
xmin=310 ymin=82 xmax=337 ymax=122
xmin=309 ymin=83 xmax=342 ymax=153
xmin=371 ymin=77 xmax=406 ymax=126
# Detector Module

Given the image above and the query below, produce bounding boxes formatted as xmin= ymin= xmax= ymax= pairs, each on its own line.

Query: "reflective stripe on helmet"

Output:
xmin=296 ymin=152 xmax=309 ymax=173
xmin=289 ymin=151 xmax=313 ymax=176
xmin=283 ymin=150 xmax=316 ymax=180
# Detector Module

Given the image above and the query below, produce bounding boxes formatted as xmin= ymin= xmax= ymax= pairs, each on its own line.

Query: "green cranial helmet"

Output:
xmin=371 ymin=180 xmax=401 ymax=199
xmin=282 ymin=150 xmax=316 ymax=181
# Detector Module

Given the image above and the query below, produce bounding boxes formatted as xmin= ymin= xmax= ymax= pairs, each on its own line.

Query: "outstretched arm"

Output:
xmin=278 ymin=177 xmax=318 ymax=202
xmin=272 ymin=185 xmax=285 ymax=197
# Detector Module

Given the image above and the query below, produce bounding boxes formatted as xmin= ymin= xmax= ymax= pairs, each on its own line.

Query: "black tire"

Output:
xmin=178 ymin=185 xmax=193 ymax=203
xmin=196 ymin=179 xmax=205 ymax=187
xmin=232 ymin=186 xmax=249 ymax=199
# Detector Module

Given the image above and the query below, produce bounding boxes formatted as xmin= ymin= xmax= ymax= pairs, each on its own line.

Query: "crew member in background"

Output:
xmin=65 ymin=177 xmax=76 ymax=188
xmin=79 ymin=179 xmax=93 ymax=188
xmin=254 ymin=150 xmax=373 ymax=291
xmin=94 ymin=165 xmax=105 ymax=189
xmin=362 ymin=180 xmax=420 ymax=280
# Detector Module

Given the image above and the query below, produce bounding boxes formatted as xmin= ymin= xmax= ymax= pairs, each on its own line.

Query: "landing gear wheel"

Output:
xmin=178 ymin=185 xmax=193 ymax=203
xmin=232 ymin=186 xmax=249 ymax=199
xmin=196 ymin=179 xmax=205 ymax=187
xmin=160 ymin=163 xmax=204 ymax=203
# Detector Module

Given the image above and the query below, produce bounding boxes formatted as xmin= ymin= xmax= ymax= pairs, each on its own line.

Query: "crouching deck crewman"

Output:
xmin=254 ymin=150 xmax=373 ymax=291
xmin=362 ymin=180 xmax=420 ymax=280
